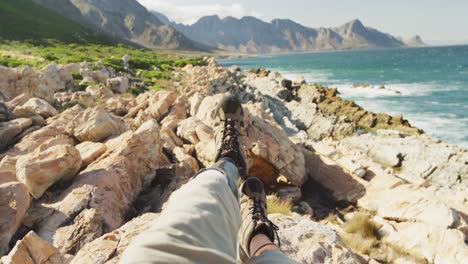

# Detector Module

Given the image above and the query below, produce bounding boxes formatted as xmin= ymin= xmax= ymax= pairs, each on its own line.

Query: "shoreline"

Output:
xmin=213 ymin=43 xmax=468 ymax=58
xmin=219 ymin=51 xmax=468 ymax=150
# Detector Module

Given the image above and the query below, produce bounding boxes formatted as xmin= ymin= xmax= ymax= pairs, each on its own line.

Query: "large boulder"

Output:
xmin=160 ymin=96 xmax=188 ymax=130
xmin=127 ymin=90 xmax=178 ymax=129
xmin=46 ymin=104 xmax=84 ymax=133
xmin=27 ymin=120 xmax=170 ymax=252
xmin=86 ymin=86 xmax=114 ymax=99
xmin=0 ymin=156 xmax=18 ymax=185
xmin=0 ymin=118 xmax=33 ymax=151
xmin=75 ymin=141 xmax=107 ymax=167
xmin=269 ymin=214 xmax=361 ymax=263
xmin=71 ymin=213 xmax=159 ymax=263
xmin=1 ymin=231 xmax=71 ymax=264
xmin=0 ymin=64 xmax=74 ymax=102
xmin=52 ymin=208 xmax=103 ymax=255
xmin=16 ymin=139 xmax=82 ymax=199
xmin=107 ymin=76 xmax=129 ymax=94
xmin=13 ymin=97 xmax=58 ymax=119
xmin=341 ymin=132 xmax=468 ymax=189
xmin=0 ymin=182 xmax=31 ymax=256
xmin=72 ymin=106 xmax=127 ymax=142
xmin=180 ymin=94 xmax=306 ymax=186
xmin=180 ymin=61 xmax=241 ymax=97
xmin=302 ymin=147 xmax=366 ymax=202
xmin=384 ymin=222 xmax=468 ymax=264
xmin=242 ymin=104 xmax=306 ymax=186
xmin=6 ymin=93 xmax=31 ymax=110
xmin=359 ymin=184 xmax=460 ymax=228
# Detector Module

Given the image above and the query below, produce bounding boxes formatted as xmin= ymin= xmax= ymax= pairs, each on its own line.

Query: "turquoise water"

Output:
xmin=220 ymin=46 xmax=468 ymax=149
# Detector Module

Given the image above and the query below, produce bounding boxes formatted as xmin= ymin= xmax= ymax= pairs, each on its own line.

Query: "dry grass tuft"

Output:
xmin=338 ymin=212 xmax=428 ymax=263
xmin=385 ymin=243 xmax=429 ymax=264
xmin=338 ymin=213 xmax=380 ymax=255
xmin=344 ymin=213 xmax=380 ymax=240
xmin=323 ymin=213 xmax=340 ymax=225
xmin=339 ymin=232 xmax=377 ymax=255
xmin=267 ymin=196 xmax=293 ymax=215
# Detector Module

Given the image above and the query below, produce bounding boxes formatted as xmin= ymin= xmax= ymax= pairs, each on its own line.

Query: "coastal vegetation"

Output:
xmin=0 ymin=39 xmax=205 ymax=95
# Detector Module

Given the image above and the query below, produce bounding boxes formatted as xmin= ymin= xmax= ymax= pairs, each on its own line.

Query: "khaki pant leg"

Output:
xmin=120 ymin=169 xmax=241 ymax=264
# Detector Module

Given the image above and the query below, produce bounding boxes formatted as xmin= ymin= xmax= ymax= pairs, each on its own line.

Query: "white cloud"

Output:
xmin=137 ymin=0 xmax=261 ymax=25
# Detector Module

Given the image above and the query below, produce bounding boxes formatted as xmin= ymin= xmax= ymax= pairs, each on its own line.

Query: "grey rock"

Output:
xmin=277 ymin=186 xmax=302 ymax=202
xmin=0 ymin=102 xmax=10 ymax=122
xmin=269 ymin=214 xmax=361 ymax=263
xmin=13 ymin=98 xmax=58 ymax=119
xmin=107 ymin=76 xmax=129 ymax=94
xmin=281 ymin=79 xmax=293 ymax=90
xmin=277 ymin=88 xmax=294 ymax=102
xmin=342 ymin=133 xmax=468 ymax=189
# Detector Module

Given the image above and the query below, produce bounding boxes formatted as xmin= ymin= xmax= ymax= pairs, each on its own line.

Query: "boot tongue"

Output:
xmin=242 ymin=178 xmax=265 ymax=197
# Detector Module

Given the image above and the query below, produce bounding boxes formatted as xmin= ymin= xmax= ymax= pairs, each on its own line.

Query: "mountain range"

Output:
xmin=2 ymin=0 xmax=424 ymax=53
xmin=153 ymin=12 xmax=424 ymax=54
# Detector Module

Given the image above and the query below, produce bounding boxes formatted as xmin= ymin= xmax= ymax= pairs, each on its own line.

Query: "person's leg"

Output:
xmin=121 ymin=159 xmax=241 ymax=264
xmin=237 ymin=177 xmax=296 ymax=264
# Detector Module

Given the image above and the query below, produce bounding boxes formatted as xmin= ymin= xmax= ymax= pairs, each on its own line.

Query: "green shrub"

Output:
xmin=140 ymin=70 xmax=170 ymax=80
xmin=129 ymin=86 xmax=146 ymax=96
xmin=0 ymin=56 xmax=29 ymax=67
xmin=43 ymin=53 xmax=59 ymax=61
xmin=129 ymin=58 xmax=154 ymax=70
xmin=160 ymin=63 xmax=173 ymax=71
xmin=71 ymin=71 xmax=83 ymax=82
xmin=102 ymin=58 xmax=125 ymax=72
xmin=147 ymin=84 xmax=161 ymax=91
xmin=0 ymin=39 xmax=205 ymax=72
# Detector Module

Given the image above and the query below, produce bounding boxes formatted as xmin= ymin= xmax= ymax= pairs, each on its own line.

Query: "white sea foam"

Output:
xmin=277 ymin=70 xmax=332 ymax=83
xmin=274 ymin=68 xmax=468 ymax=149
xmin=333 ymin=84 xmax=403 ymax=98
xmin=332 ymin=82 xmax=454 ymax=98
xmin=406 ymin=113 xmax=468 ymax=149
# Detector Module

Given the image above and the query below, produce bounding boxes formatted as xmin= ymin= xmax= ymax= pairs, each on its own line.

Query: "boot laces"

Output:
xmin=219 ymin=118 xmax=240 ymax=154
xmin=250 ymin=197 xmax=281 ymax=247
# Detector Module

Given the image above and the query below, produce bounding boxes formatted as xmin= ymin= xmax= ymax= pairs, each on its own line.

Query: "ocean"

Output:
xmin=220 ymin=45 xmax=468 ymax=149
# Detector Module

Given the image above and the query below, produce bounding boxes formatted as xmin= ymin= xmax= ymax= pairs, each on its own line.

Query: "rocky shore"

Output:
xmin=0 ymin=58 xmax=467 ymax=264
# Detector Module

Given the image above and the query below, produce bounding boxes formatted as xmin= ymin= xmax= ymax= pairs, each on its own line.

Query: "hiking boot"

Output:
xmin=238 ymin=177 xmax=280 ymax=263
xmin=213 ymin=94 xmax=247 ymax=179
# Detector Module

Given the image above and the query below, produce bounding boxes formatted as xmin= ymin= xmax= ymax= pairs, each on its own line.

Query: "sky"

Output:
xmin=136 ymin=0 xmax=468 ymax=45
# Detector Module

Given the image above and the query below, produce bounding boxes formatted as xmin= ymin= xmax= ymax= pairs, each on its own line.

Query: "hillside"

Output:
xmin=0 ymin=0 xmax=112 ymax=44
xmin=153 ymin=12 xmax=412 ymax=54
xmin=32 ymin=0 xmax=210 ymax=51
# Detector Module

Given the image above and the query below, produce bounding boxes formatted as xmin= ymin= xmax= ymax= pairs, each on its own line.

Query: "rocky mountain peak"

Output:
xmin=340 ymin=19 xmax=367 ymax=35
xmin=406 ymin=35 xmax=426 ymax=47
xmin=271 ymin=18 xmax=300 ymax=27
xmin=197 ymin=15 xmax=222 ymax=23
